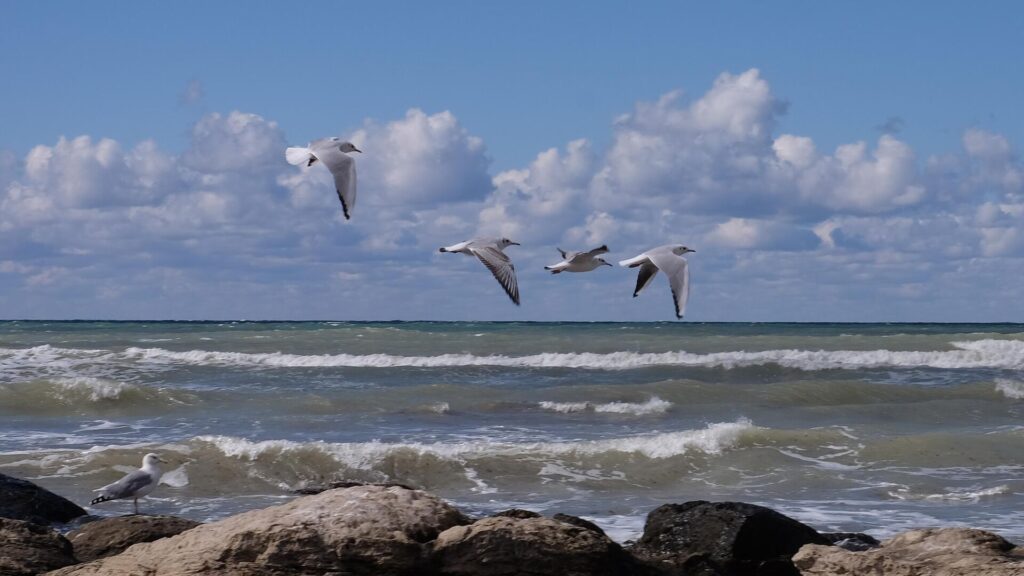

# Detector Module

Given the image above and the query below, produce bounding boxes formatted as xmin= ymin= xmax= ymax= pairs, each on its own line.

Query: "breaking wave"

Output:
xmin=538 ymin=396 xmax=672 ymax=415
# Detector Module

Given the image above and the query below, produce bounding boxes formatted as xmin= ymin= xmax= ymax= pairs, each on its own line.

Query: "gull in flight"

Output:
xmin=90 ymin=453 xmax=166 ymax=514
xmin=544 ymin=245 xmax=613 ymax=274
xmin=619 ymin=244 xmax=696 ymax=319
xmin=285 ymin=137 xmax=361 ymax=220
xmin=440 ymin=238 xmax=521 ymax=305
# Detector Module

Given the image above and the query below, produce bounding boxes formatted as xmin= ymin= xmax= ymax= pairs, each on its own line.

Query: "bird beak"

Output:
xmin=687 ymin=249 xmax=696 ymax=253
xmin=157 ymin=457 xmax=168 ymax=463
xmin=510 ymin=242 xmax=520 ymax=246
xmin=353 ymin=147 xmax=362 ymax=153
xmin=603 ymin=262 xmax=613 ymax=266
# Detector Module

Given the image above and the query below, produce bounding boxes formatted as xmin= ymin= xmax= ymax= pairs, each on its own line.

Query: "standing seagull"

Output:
xmin=439 ymin=238 xmax=521 ymax=305
xmin=545 ymin=245 xmax=613 ymax=274
xmin=90 ymin=453 xmax=166 ymax=514
xmin=619 ymin=244 xmax=696 ymax=319
xmin=285 ymin=137 xmax=361 ymax=220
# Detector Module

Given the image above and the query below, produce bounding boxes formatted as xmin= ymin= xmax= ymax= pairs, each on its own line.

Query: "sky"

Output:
xmin=1 ymin=2 xmax=1023 ymax=321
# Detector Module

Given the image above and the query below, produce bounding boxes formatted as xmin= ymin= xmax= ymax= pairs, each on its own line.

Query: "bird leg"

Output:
xmin=133 ymin=498 xmax=139 ymax=515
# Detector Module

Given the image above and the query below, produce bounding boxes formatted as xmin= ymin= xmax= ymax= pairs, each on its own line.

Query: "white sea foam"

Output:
xmin=888 ymin=485 xmax=1011 ymax=503
xmin=5 ymin=339 xmax=1024 ymax=371
xmin=995 ymin=378 xmax=1024 ymax=399
xmin=197 ymin=419 xmax=756 ymax=466
xmin=54 ymin=377 xmax=131 ymax=401
xmin=539 ymin=396 xmax=672 ymax=416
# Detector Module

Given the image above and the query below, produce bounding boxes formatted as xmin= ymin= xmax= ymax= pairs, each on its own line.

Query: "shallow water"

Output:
xmin=2 ymin=321 xmax=1023 ymax=542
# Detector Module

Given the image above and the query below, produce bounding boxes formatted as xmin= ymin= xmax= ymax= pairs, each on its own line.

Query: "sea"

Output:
xmin=2 ymin=320 xmax=1023 ymax=542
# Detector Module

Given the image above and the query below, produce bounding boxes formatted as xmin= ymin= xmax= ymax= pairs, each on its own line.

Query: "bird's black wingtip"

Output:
xmin=439 ymin=247 xmax=447 ymax=253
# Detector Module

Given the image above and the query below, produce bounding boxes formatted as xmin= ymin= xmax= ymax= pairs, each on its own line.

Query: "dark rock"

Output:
xmin=67 ymin=514 xmax=202 ymax=561
xmin=0 ymin=517 xmax=78 ymax=575
xmin=630 ymin=500 xmax=829 ymax=575
xmin=0 ymin=473 xmax=86 ymax=524
xmin=821 ymin=531 xmax=881 ymax=551
xmin=491 ymin=508 xmax=542 ymax=519
xmin=434 ymin=515 xmax=641 ymax=576
xmin=553 ymin=513 xmax=607 ymax=537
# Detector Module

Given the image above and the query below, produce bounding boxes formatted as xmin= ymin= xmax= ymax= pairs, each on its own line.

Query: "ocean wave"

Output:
xmin=0 ymin=377 xmax=195 ymax=413
xmin=5 ymin=339 xmax=1024 ymax=371
xmin=995 ymin=378 xmax=1024 ymax=399
xmin=538 ymin=396 xmax=672 ymax=415
xmin=888 ymin=485 xmax=1011 ymax=503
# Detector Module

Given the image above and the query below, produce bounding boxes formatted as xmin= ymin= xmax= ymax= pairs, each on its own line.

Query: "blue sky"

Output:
xmin=1 ymin=2 xmax=1023 ymax=321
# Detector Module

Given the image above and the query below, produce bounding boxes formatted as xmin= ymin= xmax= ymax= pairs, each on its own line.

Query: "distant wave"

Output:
xmin=539 ymin=396 xmax=672 ymax=416
xmin=995 ymin=378 xmax=1024 ymax=399
xmin=4 ymin=338 xmax=1024 ymax=371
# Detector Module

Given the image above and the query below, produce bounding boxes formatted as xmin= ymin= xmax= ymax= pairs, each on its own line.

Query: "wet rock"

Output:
xmin=794 ymin=527 xmax=1024 ymax=575
xmin=49 ymin=485 xmax=470 ymax=576
xmin=0 ymin=473 xmax=86 ymax=524
xmin=553 ymin=513 xmax=607 ymax=537
xmin=0 ymin=517 xmax=77 ymax=576
xmin=821 ymin=531 xmax=881 ymax=551
xmin=293 ymin=480 xmax=417 ymax=495
xmin=67 ymin=515 xmax=202 ymax=561
xmin=434 ymin=515 xmax=639 ymax=576
xmin=629 ymin=500 xmax=828 ymax=575
xmin=491 ymin=508 xmax=542 ymax=519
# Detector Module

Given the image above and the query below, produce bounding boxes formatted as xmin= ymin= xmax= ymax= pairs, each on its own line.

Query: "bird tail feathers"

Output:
xmin=90 ymin=495 xmax=113 ymax=506
xmin=285 ymin=147 xmax=313 ymax=166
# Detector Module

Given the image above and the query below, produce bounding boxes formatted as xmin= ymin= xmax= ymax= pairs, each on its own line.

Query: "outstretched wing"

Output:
xmin=311 ymin=144 xmax=357 ymax=220
xmin=648 ymin=251 xmax=689 ymax=319
xmin=633 ymin=262 xmax=659 ymax=297
xmin=584 ymin=244 xmax=609 ymax=257
xmin=471 ymin=246 xmax=520 ymax=305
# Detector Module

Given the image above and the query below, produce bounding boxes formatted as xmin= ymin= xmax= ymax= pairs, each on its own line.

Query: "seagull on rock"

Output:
xmin=90 ymin=453 xmax=167 ymax=514
xmin=440 ymin=238 xmax=521 ymax=305
xmin=285 ymin=137 xmax=361 ymax=220
xmin=619 ymin=244 xmax=695 ymax=319
xmin=544 ymin=245 xmax=613 ymax=274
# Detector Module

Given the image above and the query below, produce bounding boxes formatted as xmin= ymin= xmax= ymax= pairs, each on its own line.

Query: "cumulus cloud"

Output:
xmin=2 ymin=70 xmax=1024 ymax=320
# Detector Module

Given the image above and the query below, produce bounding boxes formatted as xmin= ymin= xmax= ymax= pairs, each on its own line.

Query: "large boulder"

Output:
xmin=433 ymin=515 xmax=639 ymax=576
xmin=48 ymin=485 xmax=470 ymax=576
xmin=629 ymin=500 xmax=829 ymax=576
xmin=0 ymin=517 xmax=78 ymax=576
xmin=0 ymin=473 xmax=86 ymax=524
xmin=793 ymin=527 xmax=1024 ymax=575
xmin=66 ymin=515 xmax=202 ymax=562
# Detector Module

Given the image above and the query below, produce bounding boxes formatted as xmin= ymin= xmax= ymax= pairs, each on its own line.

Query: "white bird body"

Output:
xmin=91 ymin=453 xmax=166 ymax=514
xmin=285 ymin=137 xmax=361 ymax=220
xmin=545 ymin=245 xmax=612 ymax=274
xmin=619 ymin=244 xmax=695 ymax=319
xmin=440 ymin=237 xmax=521 ymax=305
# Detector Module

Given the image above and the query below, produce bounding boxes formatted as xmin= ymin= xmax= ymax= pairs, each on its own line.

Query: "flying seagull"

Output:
xmin=90 ymin=453 xmax=166 ymax=514
xmin=285 ymin=137 xmax=361 ymax=220
xmin=619 ymin=244 xmax=696 ymax=319
xmin=440 ymin=238 xmax=521 ymax=305
xmin=544 ymin=244 xmax=613 ymax=274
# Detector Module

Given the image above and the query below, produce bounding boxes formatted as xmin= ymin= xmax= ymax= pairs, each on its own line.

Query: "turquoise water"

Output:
xmin=2 ymin=321 xmax=1023 ymax=541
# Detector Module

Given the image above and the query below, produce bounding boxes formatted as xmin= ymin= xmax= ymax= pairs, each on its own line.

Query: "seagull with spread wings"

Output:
xmin=285 ymin=137 xmax=361 ymax=220
xmin=439 ymin=238 xmax=521 ymax=305
xmin=544 ymin=244 xmax=613 ymax=274
xmin=619 ymin=244 xmax=695 ymax=319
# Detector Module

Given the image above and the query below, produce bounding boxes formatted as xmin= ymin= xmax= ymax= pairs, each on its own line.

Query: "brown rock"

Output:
xmin=434 ymin=515 xmax=638 ymax=576
xmin=67 ymin=515 xmax=202 ymax=561
xmin=0 ymin=517 xmax=77 ymax=576
xmin=47 ymin=485 xmax=470 ymax=576
xmin=793 ymin=527 xmax=1024 ymax=576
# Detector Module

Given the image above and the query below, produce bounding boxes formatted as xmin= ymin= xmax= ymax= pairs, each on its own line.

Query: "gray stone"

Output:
xmin=67 ymin=515 xmax=202 ymax=561
xmin=0 ymin=517 xmax=77 ymax=576
xmin=0 ymin=473 xmax=86 ymax=525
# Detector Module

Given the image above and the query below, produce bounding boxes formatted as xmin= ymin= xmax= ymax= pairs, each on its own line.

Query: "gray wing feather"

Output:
xmin=633 ymin=262 xmax=659 ymax=297
xmin=471 ymin=246 xmax=520 ymax=305
xmin=648 ymin=252 xmax=690 ymax=319
xmin=98 ymin=470 xmax=153 ymax=499
xmin=584 ymin=244 xmax=609 ymax=257
xmin=311 ymin=145 xmax=356 ymax=219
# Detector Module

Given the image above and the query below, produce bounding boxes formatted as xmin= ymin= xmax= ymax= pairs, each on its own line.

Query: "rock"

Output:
xmin=553 ymin=513 xmax=607 ymax=537
xmin=794 ymin=527 xmax=1024 ymax=575
xmin=821 ymin=531 xmax=881 ymax=551
xmin=293 ymin=480 xmax=417 ymax=495
xmin=629 ymin=500 xmax=829 ymax=575
xmin=0 ymin=517 xmax=77 ymax=576
xmin=0 ymin=473 xmax=86 ymax=524
xmin=48 ymin=485 xmax=470 ymax=576
xmin=434 ymin=515 xmax=639 ymax=576
xmin=490 ymin=508 xmax=542 ymax=519
xmin=67 ymin=515 xmax=202 ymax=561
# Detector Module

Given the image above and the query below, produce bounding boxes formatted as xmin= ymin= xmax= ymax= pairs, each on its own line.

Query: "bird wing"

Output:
xmin=310 ymin=144 xmax=356 ymax=220
xmin=648 ymin=251 xmax=690 ymax=319
xmin=556 ymin=247 xmax=568 ymax=259
xmin=633 ymin=262 xmax=659 ymax=297
xmin=96 ymin=469 xmax=154 ymax=499
xmin=584 ymin=244 xmax=609 ymax=257
xmin=471 ymin=246 xmax=520 ymax=305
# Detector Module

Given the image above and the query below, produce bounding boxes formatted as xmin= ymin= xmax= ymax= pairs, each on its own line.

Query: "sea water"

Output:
xmin=1 ymin=321 xmax=1023 ymax=542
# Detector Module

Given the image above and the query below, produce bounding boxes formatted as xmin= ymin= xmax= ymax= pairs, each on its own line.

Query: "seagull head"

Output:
xmin=499 ymin=238 xmax=520 ymax=248
xmin=672 ymin=245 xmax=696 ymax=255
xmin=142 ymin=453 xmax=167 ymax=467
xmin=339 ymin=142 xmax=362 ymax=154
xmin=597 ymin=258 xmax=613 ymax=267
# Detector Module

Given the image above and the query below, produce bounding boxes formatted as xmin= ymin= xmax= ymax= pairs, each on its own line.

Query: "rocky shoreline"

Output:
xmin=2 ymin=473 xmax=1022 ymax=575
